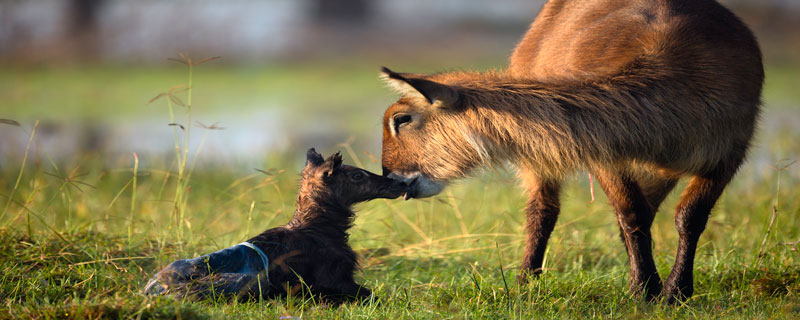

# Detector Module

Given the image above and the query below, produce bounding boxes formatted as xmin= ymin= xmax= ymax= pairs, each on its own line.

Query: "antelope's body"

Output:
xmin=380 ymin=0 xmax=762 ymax=301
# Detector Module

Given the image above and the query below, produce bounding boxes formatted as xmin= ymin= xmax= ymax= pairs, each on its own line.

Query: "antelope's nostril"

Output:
xmin=382 ymin=166 xmax=390 ymax=177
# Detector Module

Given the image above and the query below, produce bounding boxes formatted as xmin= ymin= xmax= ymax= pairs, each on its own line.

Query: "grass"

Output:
xmin=1 ymin=59 xmax=799 ymax=319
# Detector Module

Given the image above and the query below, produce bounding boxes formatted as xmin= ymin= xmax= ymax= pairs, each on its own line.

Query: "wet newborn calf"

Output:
xmin=144 ymin=149 xmax=406 ymax=302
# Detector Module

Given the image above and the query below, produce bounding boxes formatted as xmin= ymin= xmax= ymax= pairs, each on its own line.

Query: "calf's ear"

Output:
xmin=306 ymin=148 xmax=325 ymax=167
xmin=380 ymin=67 xmax=460 ymax=108
xmin=318 ymin=151 xmax=343 ymax=178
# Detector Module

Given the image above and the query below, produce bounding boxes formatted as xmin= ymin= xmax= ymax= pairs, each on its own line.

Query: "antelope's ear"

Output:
xmin=306 ymin=148 xmax=325 ymax=167
xmin=380 ymin=67 xmax=460 ymax=107
xmin=318 ymin=151 xmax=343 ymax=178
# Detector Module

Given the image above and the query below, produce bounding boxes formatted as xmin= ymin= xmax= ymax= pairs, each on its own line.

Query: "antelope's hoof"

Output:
xmin=516 ymin=268 xmax=542 ymax=285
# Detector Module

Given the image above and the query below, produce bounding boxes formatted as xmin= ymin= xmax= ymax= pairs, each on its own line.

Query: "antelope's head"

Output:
xmin=380 ymin=67 xmax=489 ymax=199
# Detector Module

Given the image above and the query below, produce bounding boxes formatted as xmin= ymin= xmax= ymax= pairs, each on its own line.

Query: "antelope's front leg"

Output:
xmin=518 ymin=177 xmax=561 ymax=283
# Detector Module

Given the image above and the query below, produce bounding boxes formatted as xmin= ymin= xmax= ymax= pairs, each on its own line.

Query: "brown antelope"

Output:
xmin=379 ymin=0 xmax=763 ymax=302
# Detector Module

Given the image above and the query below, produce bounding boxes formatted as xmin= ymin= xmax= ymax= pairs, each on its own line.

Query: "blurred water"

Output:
xmin=3 ymin=0 xmax=796 ymax=63
xmin=0 ymin=108 xmax=376 ymax=168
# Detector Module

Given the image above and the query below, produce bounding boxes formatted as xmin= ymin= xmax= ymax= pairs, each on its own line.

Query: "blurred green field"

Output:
xmin=1 ymin=62 xmax=799 ymax=120
xmin=1 ymin=61 xmax=799 ymax=318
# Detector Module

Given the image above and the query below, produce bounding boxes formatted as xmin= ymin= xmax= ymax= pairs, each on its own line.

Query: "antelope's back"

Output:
xmin=508 ymin=0 xmax=763 ymax=93
xmin=508 ymin=0 xmax=764 ymax=173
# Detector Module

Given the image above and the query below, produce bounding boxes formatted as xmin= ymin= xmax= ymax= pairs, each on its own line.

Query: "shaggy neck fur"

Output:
xmin=290 ymin=186 xmax=354 ymax=240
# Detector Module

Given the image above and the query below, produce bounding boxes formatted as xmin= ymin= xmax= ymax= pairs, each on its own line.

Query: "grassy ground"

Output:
xmin=1 ymin=61 xmax=799 ymax=319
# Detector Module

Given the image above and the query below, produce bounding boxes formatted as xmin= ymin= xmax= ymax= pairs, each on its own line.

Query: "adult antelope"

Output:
xmin=379 ymin=0 xmax=762 ymax=302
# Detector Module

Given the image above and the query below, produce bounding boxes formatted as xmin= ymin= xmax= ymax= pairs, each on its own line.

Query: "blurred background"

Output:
xmin=2 ymin=0 xmax=798 ymax=170
xmin=0 ymin=0 xmax=798 ymax=281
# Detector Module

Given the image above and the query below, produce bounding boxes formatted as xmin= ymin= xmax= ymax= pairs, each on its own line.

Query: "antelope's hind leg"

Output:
xmin=595 ymin=168 xmax=663 ymax=300
xmin=664 ymin=160 xmax=740 ymax=302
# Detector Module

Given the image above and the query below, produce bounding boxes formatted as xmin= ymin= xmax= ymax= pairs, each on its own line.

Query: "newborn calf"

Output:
xmin=144 ymin=148 xmax=406 ymax=302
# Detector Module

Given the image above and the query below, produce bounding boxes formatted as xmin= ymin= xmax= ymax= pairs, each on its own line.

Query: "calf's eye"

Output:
xmin=351 ymin=172 xmax=365 ymax=181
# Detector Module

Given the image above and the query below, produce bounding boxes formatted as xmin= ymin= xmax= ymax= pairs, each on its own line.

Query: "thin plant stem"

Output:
xmin=1 ymin=120 xmax=39 ymax=232
xmin=246 ymin=201 xmax=255 ymax=239
xmin=176 ymin=63 xmax=194 ymax=241
xmin=754 ymin=160 xmax=794 ymax=267
xmin=184 ymin=130 xmax=209 ymax=187
xmin=496 ymin=242 xmax=511 ymax=310
xmin=166 ymin=96 xmax=184 ymax=240
xmin=129 ymin=152 xmax=139 ymax=244
xmin=106 ymin=180 xmax=133 ymax=214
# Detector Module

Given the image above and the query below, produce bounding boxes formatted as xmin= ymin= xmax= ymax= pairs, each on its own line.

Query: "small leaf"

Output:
xmin=0 ymin=119 xmax=21 ymax=127
xmin=255 ymin=168 xmax=284 ymax=176
xmin=168 ymin=53 xmax=191 ymax=65
xmin=44 ymin=171 xmax=64 ymax=179
xmin=70 ymin=180 xmax=97 ymax=190
xmin=167 ymin=84 xmax=187 ymax=93
xmin=195 ymin=56 xmax=221 ymax=65
xmin=168 ymin=95 xmax=186 ymax=107
xmin=195 ymin=121 xmax=225 ymax=130
xmin=168 ymin=123 xmax=185 ymax=131
xmin=147 ymin=93 xmax=167 ymax=104
xmin=167 ymin=57 xmax=188 ymax=65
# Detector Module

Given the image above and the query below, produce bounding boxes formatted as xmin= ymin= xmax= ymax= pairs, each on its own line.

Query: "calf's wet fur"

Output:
xmin=143 ymin=148 xmax=406 ymax=303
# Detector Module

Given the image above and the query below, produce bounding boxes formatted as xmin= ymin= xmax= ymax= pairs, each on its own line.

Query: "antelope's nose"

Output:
xmin=386 ymin=172 xmax=406 ymax=182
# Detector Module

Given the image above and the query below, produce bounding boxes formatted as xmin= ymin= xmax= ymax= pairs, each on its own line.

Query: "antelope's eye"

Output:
xmin=351 ymin=172 xmax=365 ymax=181
xmin=393 ymin=114 xmax=412 ymax=131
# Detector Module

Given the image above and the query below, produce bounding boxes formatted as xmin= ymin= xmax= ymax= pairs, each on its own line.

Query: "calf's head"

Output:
xmin=380 ymin=67 xmax=487 ymax=199
xmin=301 ymin=148 xmax=407 ymax=205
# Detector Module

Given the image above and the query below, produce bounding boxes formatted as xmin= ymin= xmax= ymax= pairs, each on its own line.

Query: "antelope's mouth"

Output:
xmin=387 ymin=172 xmax=446 ymax=200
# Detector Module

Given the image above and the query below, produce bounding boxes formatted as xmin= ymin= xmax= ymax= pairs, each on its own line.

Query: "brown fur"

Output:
xmin=380 ymin=0 xmax=762 ymax=302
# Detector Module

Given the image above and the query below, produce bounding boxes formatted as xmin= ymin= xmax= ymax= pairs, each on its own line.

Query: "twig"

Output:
xmin=755 ymin=206 xmax=779 ymax=265
xmin=754 ymin=159 xmax=794 ymax=267
xmin=383 ymin=200 xmax=431 ymax=243
xmin=779 ymin=240 xmax=800 ymax=252
xmin=69 ymin=256 xmax=154 ymax=267
xmin=446 ymin=190 xmax=469 ymax=235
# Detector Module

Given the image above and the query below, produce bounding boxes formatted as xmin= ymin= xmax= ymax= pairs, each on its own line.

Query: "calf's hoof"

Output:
xmin=143 ymin=278 xmax=168 ymax=296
